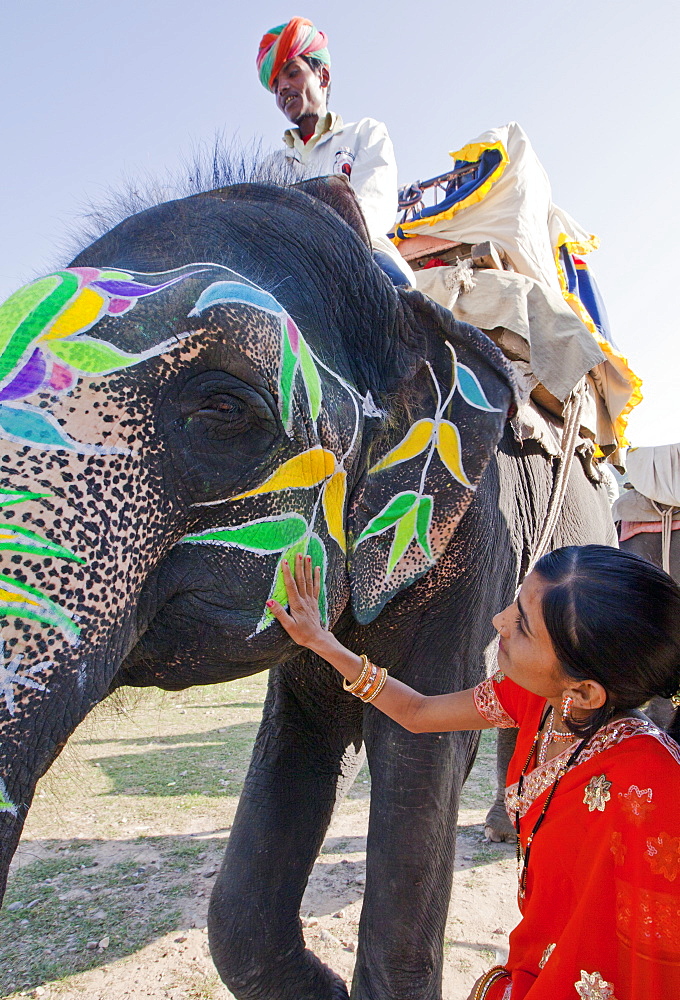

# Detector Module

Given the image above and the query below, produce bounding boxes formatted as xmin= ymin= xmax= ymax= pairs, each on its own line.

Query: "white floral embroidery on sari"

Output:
xmin=473 ymin=673 xmax=517 ymax=729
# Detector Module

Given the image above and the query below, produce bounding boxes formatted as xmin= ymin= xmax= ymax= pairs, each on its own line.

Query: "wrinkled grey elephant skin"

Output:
xmin=0 ymin=176 xmax=617 ymax=1000
xmin=620 ymin=528 xmax=679 ymax=729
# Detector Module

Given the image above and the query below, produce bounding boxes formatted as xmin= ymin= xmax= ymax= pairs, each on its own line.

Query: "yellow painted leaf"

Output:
xmin=231 ymin=446 xmax=336 ymax=500
xmin=0 ymin=587 xmax=39 ymax=606
xmin=436 ymin=421 xmax=472 ymax=487
xmin=369 ymin=419 xmax=435 ymax=474
xmin=41 ymin=287 xmax=106 ymax=340
xmin=322 ymin=471 xmax=347 ymax=551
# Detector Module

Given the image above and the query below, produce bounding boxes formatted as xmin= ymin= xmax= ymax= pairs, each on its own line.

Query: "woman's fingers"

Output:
xmin=282 ymin=559 xmax=301 ymax=606
xmin=266 ymin=599 xmax=295 ymax=631
xmin=294 ymin=553 xmax=308 ymax=598
xmin=304 ymin=554 xmax=314 ymax=592
xmin=313 ymin=565 xmax=321 ymax=601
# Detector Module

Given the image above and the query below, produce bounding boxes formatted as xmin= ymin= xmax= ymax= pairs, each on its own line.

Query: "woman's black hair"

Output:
xmin=534 ymin=545 xmax=680 ymax=741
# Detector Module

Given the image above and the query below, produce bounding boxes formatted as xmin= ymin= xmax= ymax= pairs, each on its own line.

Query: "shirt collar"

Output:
xmin=283 ymin=111 xmax=343 ymax=150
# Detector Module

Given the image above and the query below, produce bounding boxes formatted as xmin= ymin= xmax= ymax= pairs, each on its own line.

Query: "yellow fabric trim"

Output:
xmin=394 ymin=140 xmax=510 ymax=236
xmin=554 ymin=230 xmax=601 ymax=256
xmin=553 ymin=248 xmax=643 ymax=447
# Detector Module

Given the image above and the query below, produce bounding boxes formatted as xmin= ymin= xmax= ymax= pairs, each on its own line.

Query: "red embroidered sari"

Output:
xmin=473 ymin=672 xmax=680 ymax=999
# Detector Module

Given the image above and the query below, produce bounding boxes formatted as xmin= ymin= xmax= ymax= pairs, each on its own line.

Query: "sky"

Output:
xmin=1 ymin=0 xmax=678 ymax=448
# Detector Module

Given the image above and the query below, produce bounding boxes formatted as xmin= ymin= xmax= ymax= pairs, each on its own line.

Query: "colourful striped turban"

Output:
xmin=257 ymin=17 xmax=331 ymax=92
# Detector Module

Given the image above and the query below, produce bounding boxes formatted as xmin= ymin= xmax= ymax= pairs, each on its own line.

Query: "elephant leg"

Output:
xmin=208 ymin=656 xmax=363 ymax=1000
xmin=484 ymin=728 xmax=518 ymax=843
xmin=351 ymin=711 xmax=478 ymax=1000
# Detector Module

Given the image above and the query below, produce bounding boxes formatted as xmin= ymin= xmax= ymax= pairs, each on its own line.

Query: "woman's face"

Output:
xmin=493 ymin=571 xmax=566 ymax=702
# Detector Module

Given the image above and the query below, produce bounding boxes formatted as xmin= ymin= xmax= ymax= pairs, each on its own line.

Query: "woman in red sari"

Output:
xmin=268 ymin=545 xmax=680 ymax=999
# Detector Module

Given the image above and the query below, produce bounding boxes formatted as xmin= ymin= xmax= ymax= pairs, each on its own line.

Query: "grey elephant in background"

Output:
xmin=613 ymin=445 xmax=680 ymax=729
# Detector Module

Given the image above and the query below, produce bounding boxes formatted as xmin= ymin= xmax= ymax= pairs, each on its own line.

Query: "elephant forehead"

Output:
xmin=188 ymin=301 xmax=283 ymax=385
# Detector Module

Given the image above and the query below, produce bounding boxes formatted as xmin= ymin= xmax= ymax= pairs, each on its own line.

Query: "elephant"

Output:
xmin=0 ymin=171 xmax=618 ymax=1000
xmin=614 ymin=461 xmax=680 ymax=730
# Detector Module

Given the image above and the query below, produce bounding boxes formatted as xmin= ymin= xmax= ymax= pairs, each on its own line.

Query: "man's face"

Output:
xmin=273 ymin=57 xmax=329 ymax=124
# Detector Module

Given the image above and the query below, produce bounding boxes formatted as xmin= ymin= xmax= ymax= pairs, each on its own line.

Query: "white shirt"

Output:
xmin=267 ymin=113 xmax=413 ymax=283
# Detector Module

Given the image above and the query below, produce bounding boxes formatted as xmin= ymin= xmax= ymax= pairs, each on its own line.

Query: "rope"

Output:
xmin=525 ymin=377 xmax=588 ymax=578
xmin=651 ymin=500 xmax=679 ymax=575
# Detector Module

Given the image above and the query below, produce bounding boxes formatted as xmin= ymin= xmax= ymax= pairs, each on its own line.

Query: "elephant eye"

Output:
xmin=196 ymin=396 xmax=243 ymax=417
xmin=178 ymin=372 xmax=280 ymax=448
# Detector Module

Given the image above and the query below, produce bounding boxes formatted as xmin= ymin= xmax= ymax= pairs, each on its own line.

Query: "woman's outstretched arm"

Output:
xmin=267 ymin=554 xmax=492 ymax=734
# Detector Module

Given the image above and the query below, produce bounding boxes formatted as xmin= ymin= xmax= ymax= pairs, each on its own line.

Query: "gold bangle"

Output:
xmin=343 ymin=654 xmax=371 ymax=693
xmin=355 ymin=662 xmax=378 ymax=699
xmin=362 ymin=667 xmax=388 ymax=703
xmin=472 ymin=966 xmax=510 ymax=1000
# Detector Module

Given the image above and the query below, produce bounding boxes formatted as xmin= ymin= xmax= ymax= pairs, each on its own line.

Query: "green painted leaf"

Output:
xmin=0 ymin=572 xmax=80 ymax=642
xmin=415 ymin=495 xmax=434 ymax=560
xmin=0 ymin=275 xmax=61 ymax=356
xmin=386 ymin=505 xmax=418 ymax=576
xmin=456 ymin=364 xmax=501 ymax=412
xmin=279 ymin=324 xmax=299 ymax=431
xmin=0 ymin=778 xmax=17 ymax=816
xmin=355 ymin=491 xmax=419 ymax=546
xmin=307 ymin=533 xmax=328 ymax=626
xmin=257 ymin=537 xmax=309 ymax=632
xmin=48 ymin=337 xmax=140 ymax=374
xmin=0 ymin=524 xmax=85 ymax=562
xmin=181 ymin=514 xmax=308 ymax=554
xmin=0 ymin=272 xmax=78 ymax=387
xmin=297 ymin=336 xmax=322 ymax=422
xmin=0 ymin=487 xmax=50 ymax=507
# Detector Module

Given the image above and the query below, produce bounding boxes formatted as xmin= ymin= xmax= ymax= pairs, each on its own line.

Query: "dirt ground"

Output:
xmin=2 ymin=674 xmax=519 ymax=1000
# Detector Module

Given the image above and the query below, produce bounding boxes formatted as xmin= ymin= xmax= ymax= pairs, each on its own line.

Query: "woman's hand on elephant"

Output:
xmin=267 ymin=555 xmax=326 ymax=649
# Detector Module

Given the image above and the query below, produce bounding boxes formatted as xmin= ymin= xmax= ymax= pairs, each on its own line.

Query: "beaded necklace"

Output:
xmin=536 ymin=707 xmax=576 ymax=765
xmin=514 ymin=705 xmax=589 ymax=901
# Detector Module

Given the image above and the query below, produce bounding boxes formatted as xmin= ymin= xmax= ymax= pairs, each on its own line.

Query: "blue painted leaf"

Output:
xmin=0 ymin=403 xmax=78 ymax=450
xmin=456 ymin=364 xmax=502 ymax=412
xmin=190 ymin=281 xmax=285 ymax=317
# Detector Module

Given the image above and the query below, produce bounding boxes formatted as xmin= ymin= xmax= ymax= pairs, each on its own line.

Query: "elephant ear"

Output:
xmin=347 ymin=291 xmax=515 ymax=624
xmin=292 ymin=175 xmax=372 ymax=248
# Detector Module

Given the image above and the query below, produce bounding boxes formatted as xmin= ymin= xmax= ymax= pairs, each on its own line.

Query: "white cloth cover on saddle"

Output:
xmin=397 ymin=122 xmax=595 ymax=290
xmin=415 ymin=266 xmax=604 ymax=402
xmin=625 ymin=443 xmax=680 ymax=508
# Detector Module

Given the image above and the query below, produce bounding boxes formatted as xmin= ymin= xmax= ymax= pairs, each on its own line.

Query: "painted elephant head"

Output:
xmin=0 ymin=176 xmax=514 ymax=891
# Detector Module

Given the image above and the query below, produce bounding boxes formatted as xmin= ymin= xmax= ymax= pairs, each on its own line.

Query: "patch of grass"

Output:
xmin=91 ymin=721 xmax=259 ymax=799
xmin=0 ymin=857 xmax=181 ymax=994
xmin=460 ymin=729 xmax=497 ymax=809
